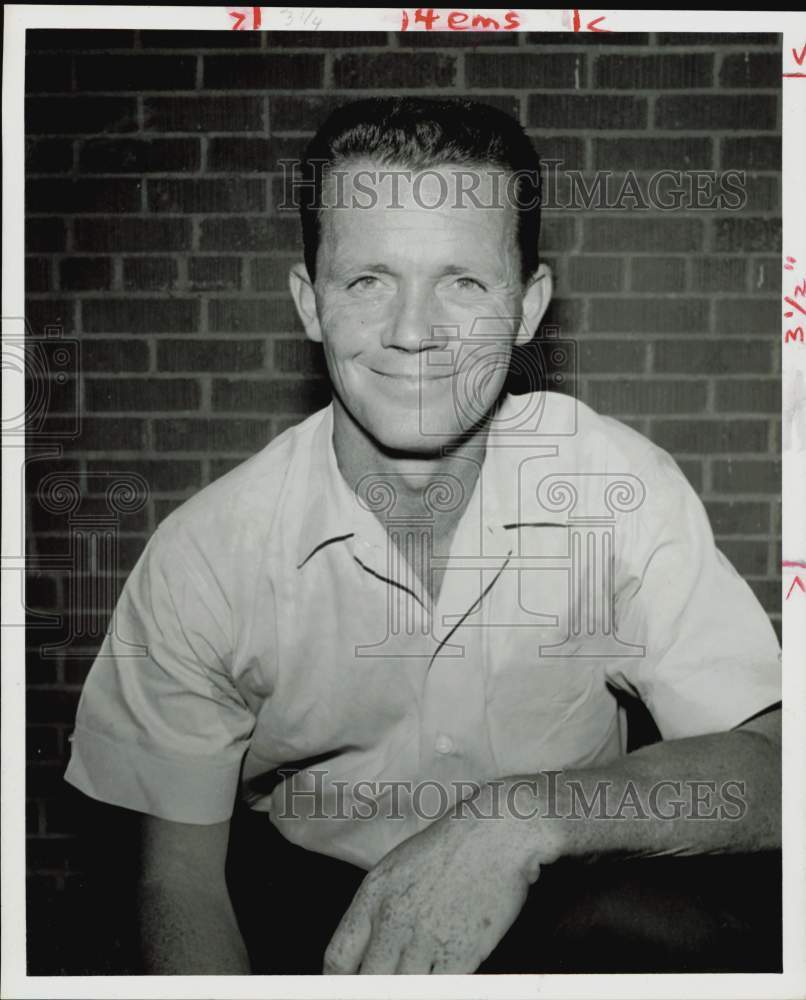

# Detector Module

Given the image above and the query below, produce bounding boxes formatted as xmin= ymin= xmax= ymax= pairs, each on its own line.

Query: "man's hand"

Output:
xmin=323 ymin=783 xmax=549 ymax=974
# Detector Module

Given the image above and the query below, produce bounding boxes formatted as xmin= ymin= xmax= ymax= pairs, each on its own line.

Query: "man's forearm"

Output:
xmin=137 ymin=877 xmax=251 ymax=974
xmin=511 ymin=714 xmax=781 ymax=868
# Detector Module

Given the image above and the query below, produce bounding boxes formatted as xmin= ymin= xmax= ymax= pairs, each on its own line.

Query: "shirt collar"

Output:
xmin=294 ymin=396 xmax=562 ymax=569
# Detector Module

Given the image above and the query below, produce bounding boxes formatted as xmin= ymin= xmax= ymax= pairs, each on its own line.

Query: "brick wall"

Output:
xmin=24 ymin=29 xmax=781 ymax=972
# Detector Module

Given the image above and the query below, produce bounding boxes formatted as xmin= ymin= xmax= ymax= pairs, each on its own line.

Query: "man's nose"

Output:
xmin=382 ymin=288 xmax=446 ymax=352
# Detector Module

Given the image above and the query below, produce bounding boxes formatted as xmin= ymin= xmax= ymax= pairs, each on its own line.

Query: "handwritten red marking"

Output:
xmin=571 ymin=10 xmax=609 ymax=32
xmin=400 ymin=8 xmax=520 ymax=31
xmin=793 ymin=43 xmax=806 ymax=66
xmin=784 ymin=326 xmax=805 ymax=343
xmin=782 ymin=72 xmax=806 ymax=78
xmin=785 ymin=256 xmax=797 ymax=271
xmin=784 ymin=297 xmax=806 ymax=318
xmin=786 ymin=576 xmax=806 ymax=600
xmin=782 ymin=560 xmax=806 ymax=569
xmin=228 ymin=6 xmax=260 ymax=31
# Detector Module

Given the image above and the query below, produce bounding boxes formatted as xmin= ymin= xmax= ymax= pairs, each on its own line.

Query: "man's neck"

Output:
xmin=331 ymin=399 xmax=493 ymax=546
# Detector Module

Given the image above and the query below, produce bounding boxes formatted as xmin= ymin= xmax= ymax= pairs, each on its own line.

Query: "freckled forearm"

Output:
xmin=508 ymin=727 xmax=781 ymax=868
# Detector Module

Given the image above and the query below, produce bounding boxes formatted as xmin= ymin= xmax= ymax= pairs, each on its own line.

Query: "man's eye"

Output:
xmin=347 ymin=276 xmax=380 ymax=291
xmin=454 ymin=277 xmax=486 ymax=291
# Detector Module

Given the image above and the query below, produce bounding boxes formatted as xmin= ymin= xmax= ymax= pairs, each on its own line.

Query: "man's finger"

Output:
xmin=323 ymin=907 xmax=372 ymax=974
xmin=395 ymin=927 xmax=436 ymax=974
xmin=358 ymin=920 xmax=409 ymax=975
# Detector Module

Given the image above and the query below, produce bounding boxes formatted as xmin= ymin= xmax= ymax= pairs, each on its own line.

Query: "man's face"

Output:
xmin=290 ymin=160 xmax=550 ymax=454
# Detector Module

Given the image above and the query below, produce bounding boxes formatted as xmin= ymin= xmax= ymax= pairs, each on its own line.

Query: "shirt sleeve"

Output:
xmin=605 ymin=448 xmax=781 ymax=740
xmin=64 ymin=519 xmax=256 ymax=824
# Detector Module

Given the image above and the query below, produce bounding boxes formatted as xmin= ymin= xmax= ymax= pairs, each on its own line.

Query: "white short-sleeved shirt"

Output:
xmin=65 ymin=392 xmax=781 ymax=869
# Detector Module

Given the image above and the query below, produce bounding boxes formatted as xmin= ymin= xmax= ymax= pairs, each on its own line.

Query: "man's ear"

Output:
xmin=517 ymin=262 xmax=553 ymax=346
xmin=288 ymin=262 xmax=322 ymax=344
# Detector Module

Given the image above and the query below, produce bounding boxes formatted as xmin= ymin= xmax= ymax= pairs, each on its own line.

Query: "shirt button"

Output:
xmin=434 ymin=734 xmax=454 ymax=755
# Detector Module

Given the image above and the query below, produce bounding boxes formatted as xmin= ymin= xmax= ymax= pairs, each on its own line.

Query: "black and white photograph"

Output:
xmin=3 ymin=6 xmax=805 ymax=997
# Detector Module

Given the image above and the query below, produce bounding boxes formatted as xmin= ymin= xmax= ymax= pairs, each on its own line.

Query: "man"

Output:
xmin=65 ymin=98 xmax=782 ymax=975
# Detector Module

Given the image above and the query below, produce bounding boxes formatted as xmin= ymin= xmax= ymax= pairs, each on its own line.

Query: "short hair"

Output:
xmin=298 ymin=97 xmax=542 ymax=283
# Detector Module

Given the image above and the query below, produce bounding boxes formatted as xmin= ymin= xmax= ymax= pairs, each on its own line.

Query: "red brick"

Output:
xmin=708 ymin=500 xmax=771 ymax=536
xmin=204 ymin=53 xmax=323 ymax=89
xmin=83 ymin=299 xmax=198 ymax=334
xmin=715 ymin=378 xmax=779 ymax=413
xmin=86 ymin=378 xmax=200 ymax=412
xmin=718 ymin=539 xmax=770 ymax=576
xmin=59 ymin=258 xmax=112 ymax=291
xmin=26 ymin=218 xmax=66 ymax=252
xmin=714 ymin=218 xmax=781 ymax=253
xmin=333 ymin=53 xmax=456 ymax=88
xmin=74 ymin=218 xmax=191 ymax=252
xmin=141 ymin=29 xmax=262 ymax=48
xmin=590 ymin=298 xmax=708 ymax=334
xmin=148 ymin=178 xmax=264 ymax=214
xmin=208 ymin=298 xmax=300 ymax=334
xmin=25 ymin=54 xmax=72 ymax=94
xmin=144 ymin=96 xmax=264 ymax=133
xmin=528 ymin=95 xmax=646 ymax=130
xmin=595 ymin=53 xmax=712 ymax=89
xmin=251 ymin=257 xmax=296 ymax=292
xmin=690 ymin=257 xmax=746 ymax=292
xmin=25 ymin=299 xmax=75 ymax=334
xmin=39 ymin=406 xmax=146 ymax=448
xmin=157 ymin=339 xmax=264 ymax=372
xmin=75 ymin=54 xmax=196 ymax=91
xmin=208 ymin=136 xmax=306 ymax=173
xmin=577 ymin=339 xmax=646 ymax=375
xmin=593 ymin=136 xmax=713 ymax=170
xmin=81 ymin=337 xmax=148 ymax=372
xmin=398 ymin=30 xmax=518 ymax=48
xmin=525 ymin=33 xmax=650 ymax=45
xmin=658 ymin=34 xmax=779 ymax=46
xmin=655 ymin=94 xmax=777 ymax=130
xmin=274 ymin=339 xmax=327 ymax=375
xmin=653 ymin=339 xmax=770 ymax=374
xmin=26 ymin=258 xmax=52 ymax=292
xmin=651 ymin=419 xmax=768 ymax=454
xmin=712 ymin=459 xmax=780 ymax=494
xmin=583 ymin=217 xmax=701 ymax=252
xmin=212 ymin=378 xmax=330 ymax=414
xmin=188 ymin=257 xmax=241 ymax=291
xmin=719 ymin=52 xmax=780 ymax=88
xmin=85 ymin=459 xmax=202 ymax=493
xmin=267 ymin=31 xmax=387 ymax=48
xmin=630 ymin=257 xmax=686 ymax=292
xmin=154 ymin=418 xmax=273 ymax=453
xmin=122 ymin=257 xmax=178 ymax=291
xmin=721 ymin=136 xmax=780 ymax=170
xmin=26 ymin=137 xmax=74 ymax=174
xmin=567 ymin=256 xmax=624 ymax=293
xmin=27 ymin=179 xmax=141 ymax=214
xmin=528 ymin=135 xmax=585 ymax=170
xmin=752 ymin=258 xmax=781 ymax=295
xmin=79 ymin=138 xmax=200 ymax=173
xmin=467 ymin=53 xmax=580 ymax=89
xmin=585 ymin=378 xmax=707 ymax=414
xmin=715 ymin=298 xmax=778 ymax=335
xmin=26 ymin=96 xmax=138 ymax=135
xmin=200 ymin=217 xmax=301 ymax=253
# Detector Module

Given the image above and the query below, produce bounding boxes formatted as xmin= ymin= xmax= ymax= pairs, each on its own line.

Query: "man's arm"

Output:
xmin=324 ymin=706 xmax=781 ymax=974
xmin=137 ymin=815 xmax=250 ymax=974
